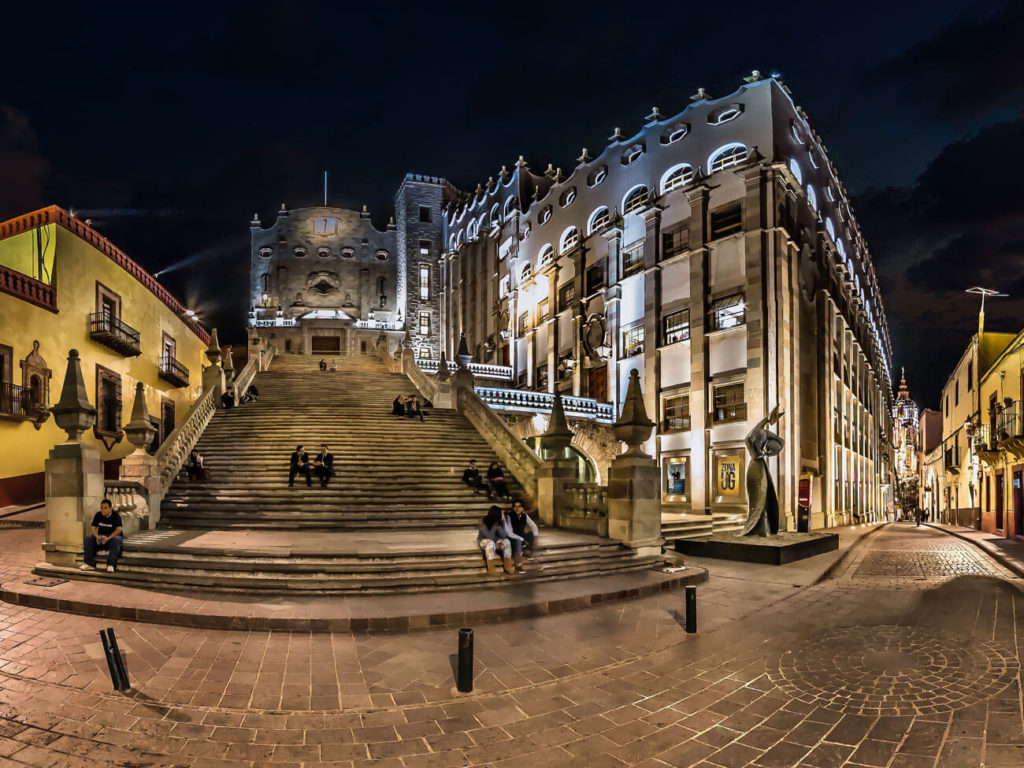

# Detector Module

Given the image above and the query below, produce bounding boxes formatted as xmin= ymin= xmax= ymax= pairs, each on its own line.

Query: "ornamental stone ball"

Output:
xmin=51 ymin=349 xmax=96 ymax=442
xmin=124 ymin=382 xmax=156 ymax=452
xmin=613 ymin=369 xmax=654 ymax=456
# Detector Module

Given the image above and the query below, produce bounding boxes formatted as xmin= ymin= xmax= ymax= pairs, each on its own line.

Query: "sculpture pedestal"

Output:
xmin=43 ymin=442 xmax=104 ymax=566
xmin=536 ymin=458 xmax=576 ymax=528
xmin=203 ymin=364 xmax=226 ymax=403
xmin=675 ymin=532 xmax=839 ymax=564
xmin=607 ymin=455 xmax=663 ymax=555
xmin=432 ymin=380 xmax=454 ymax=409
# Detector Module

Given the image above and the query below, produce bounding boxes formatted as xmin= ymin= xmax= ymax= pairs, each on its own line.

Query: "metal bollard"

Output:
xmin=456 ymin=628 xmax=474 ymax=693
xmin=685 ymin=585 xmax=697 ymax=634
xmin=99 ymin=628 xmax=130 ymax=691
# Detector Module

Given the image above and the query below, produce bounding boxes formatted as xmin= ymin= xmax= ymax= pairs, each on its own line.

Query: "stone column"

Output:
xmin=119 ymin=382 xmax=160 ymax=531
xmin=451 ymin=332 xmax=476 ymax=403
xmin=433 ymin=350 xmax=455 ymax=409
xmin=606 ymin=369 xmax=663 ymax=555
xmin=203 ymin=328 xmax=227 ymax=403
xmin=43 ymin=350 xmax=103 ymax=567
xmin=536 ymin=393 xmax=576 ymax=528
xmin=686 ymin=185 xmax=710 ymax=515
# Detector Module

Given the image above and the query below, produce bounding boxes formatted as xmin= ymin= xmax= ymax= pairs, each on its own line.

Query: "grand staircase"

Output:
xmin=39 ymin=354 xmax=666 ymax=595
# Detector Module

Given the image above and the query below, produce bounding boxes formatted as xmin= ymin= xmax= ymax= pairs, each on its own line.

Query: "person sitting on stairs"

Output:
xmin=392 ymin=396 xmax=405 ymax=416
xmin=80 ymin=498 xmax=124 ymax=573
xmin=486 ymin=462 xmax=510 ymax=500
xmin=477 ymin=505 xmax=524 ymax=574
xmin=186 ymin=449 xmax=207 ymax=481
xmin=407 ymin=396 xmax=424 ymax=422
xmin=313 ymin=444 xmax=335 ymax=488
xmin=507 ymin=499 xmax=539 ymax=559
xmin=319 ymin=359 xmax=328 ymax=372
xmin=462 ymin=460 xmax=486 ymax=494
xmin=288 ymin=445 xmax=312 ymax=487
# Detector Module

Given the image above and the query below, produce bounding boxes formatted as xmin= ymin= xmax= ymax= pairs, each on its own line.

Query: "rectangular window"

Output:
xmin=712 ymin=381 xmax=746 ymax=423
xmin=419 ymin=264 xmax=430 ymax=300
xmin=499 ymin=275 xmax=510 ymax=298
xmin=622 ymin=324 xmax=645 ymax=358
xmin=558 ymin=282 xmax=575 ymax=313
xmin=537 ymin=298 xmax=550 ymax=323
xmin=586 ymin=263 xmax=606 ymax=294
xmin=708 ymin=293 xmax=745 ymax=331
xmin=419 ymin=240 xmax=431 ymax=256
xmin=96 ymin=282 xmax=120 ymax=318
xmin=955 ymin=380 xmax=959 ymax=407
xmin=536 ymin=364 xmax=549 ymax=389
xmin=418 ymin=311 xmax=430 ymax=335
xmin=518 ymin=311 xmax=529 ymax=334
xmin=418 ymin=206 xmax=431 ymax=223
xmin=967 ymin=361 xmax=973 ymax=391
xmin=622 ymin=244 xmax=643 ymax=277
xmin=662 ymin=392 xmax=691 ymax=432
xmin=662 ymin=225 xmax=688 ymax=260
xmin=663 ymin=455 xmax=690 ymax=501
xmin=710 ymin=203 xmax=742 ymax=239
xmin=661 ymin=308 xmax=690 ymax=345
xmin=95 ymin=365 xmax=122 ymax=436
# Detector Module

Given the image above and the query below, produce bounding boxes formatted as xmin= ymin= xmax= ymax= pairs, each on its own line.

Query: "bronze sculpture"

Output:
xmin=742 ymin=405 xmax=784 ymax=537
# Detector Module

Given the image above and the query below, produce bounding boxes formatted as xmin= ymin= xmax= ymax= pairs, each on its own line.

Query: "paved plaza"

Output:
xmin=0 ymin=522 xmax=1022 ymax=767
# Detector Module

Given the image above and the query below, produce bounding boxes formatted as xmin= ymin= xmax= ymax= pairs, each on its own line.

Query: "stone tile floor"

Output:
xmin=0 ymin=522 xmax=1021 ymax=767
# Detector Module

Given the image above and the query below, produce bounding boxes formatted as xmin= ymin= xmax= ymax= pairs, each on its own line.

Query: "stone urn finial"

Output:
xmin=437 ymin=350 xmax=451 ymax=382
xmin=222 ymin=345 xmax=235 ymax=379
xmin=456 ymin=332 xmax=472 ymax=370
xmin=124 ymin=382 xmax=156 ymax=452
xmin=614 ymin=369 xmax=654 ymax=456
xmin=543 ymin=392 xmax=573 ymax=453
xmin=51 ymin=349 xmax=96 ymax=442
xmin=205 ymin=328 xmax=222 ymax=366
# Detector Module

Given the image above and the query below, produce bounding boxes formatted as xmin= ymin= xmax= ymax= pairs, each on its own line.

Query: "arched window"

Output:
xmin=707 ymin=143 xmax=747 ymax=173
xmin=825 ymin=218 xmax=835 ymax=241
xmin=478 ymin=213 xmax=488 ymax=233
xmin=707 ymin=103 xmax=743 ymax=125
xmin=538 ymin=244 xmax=555 ymax=266
xmin=660 ymin=164 xmax=694 ymax=194
xmin=806 ymin=185 xmax=818 ymax=212
xmin=808 ymin=149 xmax=820 ymax=168
xmin=448 ymin=234 xmax=457 ymax=252
xmin=788 ymin=158 xmax=802 ymax=185
xmin=538 ymin=206 xmax=552 ymax=225
xmin=456 ymin=230 xmax=464 ymax=248
xmin=836 ymin=239 xmax=846 ymax=259
xmin=467 ymin=220 xmax=477 ymax=240
xmin=622 ymin=185 xmax=649 ymax=215
xmin=560 ymin=187 xmax=576 ymax=207
xmin=588 ymin=166 xmax=607 ymax=187
xmin=588 ymin=206 xmax=610 ymax=234
xmin=503 ymin=196 xmax=519 ymax=220
xmin=660 ymin=123 xmax=688 ymax=145
xmin=490 ymin=203 xmax=500 ymax=223
xmin=520 ymin=261 xmax=532 ymax=282
xmin=559 ymin=227 xmax=580 ymax=254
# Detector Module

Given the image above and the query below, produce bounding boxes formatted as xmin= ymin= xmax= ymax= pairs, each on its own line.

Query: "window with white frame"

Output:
xmin=622 ymin=324 xmax=645 ymax=357
xmin=661 ymin=123 xmax=688 ymax=144
xmin=622 ymin=186 xmax=649 ymax=215
xmin=825 ymin=218 xmax=836 ymax=241
xmin=707 ymin=103 xmax=743 ymax=125
xmin=538 ymin=244 xmax=554 ymax=267
xmin=490 ymin=203 xmax=500 ymax=223
xmin=588 ymin=166 xmax=607 ymax=186
xmin=418 ymin=311 xmax=430 ymax=335
xmin=661 ymin=308 xmax=690 ymax=345
xmin=520 ymin=262 xmax=532 ymax=282
xmin=807 ymin=185 xmax=818 ymax=211
xmin=559 ymin=227 xmax=579 ymax=254
xmin=588 ymin=206 xmax=610 ymax=234
xmin=788 ymin=158 xmax=802 ymax=185
xmin=708 ymin=143 xmax=748 ymax=173
xmin=419 ymin=264 xmax=430 ymax=300
xmin=499 ymin=274 xmax=510 ymax=298
xmin=661 ymin=164 xmax=694 ymax=194
xmin=708 ymin=293 xmax=745 ymax=331
xmin=560 ymin=188 xmax=576 ymax=207
xmin=622 ymin=243 xmax=644 ymax=276
xmin=537 ymin=298 xmax=550 ymax=323
xmin=662 ymin=393 xmax=691 ymax=432
xmin=622 ymin=144 xmax=644 ymax=164
xmin=503 ymin=197 xmax=518 ymax=219
xmin=538 ymin=206 xmax=552 ymax=225
xmin=712 ymin=381 xmax=746 ymax=423
xmin=808 ymin=149 xmax=820 ymax=168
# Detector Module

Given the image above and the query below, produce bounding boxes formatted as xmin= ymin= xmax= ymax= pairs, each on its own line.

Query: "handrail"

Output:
xmin=88 ymin=311 xmax=141 ymax=350
xmin=457 ymin=385 xmax=541 ymax=498
xmin=404 ymin=352 xmax=438 ymax=401
xmin=154 ymin=386 xmax=217 ymax=492
xmin=475 ymin=386 xmax=615 ymax=423
xmin=0 ymin=263 xmax=57 ymax=312
xmin=234 ymin=356 xmax=258 ymax=397
xmin=418 ymin=359 xmax=513 ymax=380
xmin=565 ymin=482 xmax=608 ymax=518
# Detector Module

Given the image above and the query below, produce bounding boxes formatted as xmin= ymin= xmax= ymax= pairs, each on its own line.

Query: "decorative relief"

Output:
xmin=305 ymin=271 xmax=341 ymax=302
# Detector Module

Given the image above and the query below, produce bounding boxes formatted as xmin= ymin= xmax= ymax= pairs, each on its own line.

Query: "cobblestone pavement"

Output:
xmin=0 ymin=523 xmax=1022 ymax=767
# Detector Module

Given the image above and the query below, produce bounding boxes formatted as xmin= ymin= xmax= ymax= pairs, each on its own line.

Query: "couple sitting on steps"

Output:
xmin=288 ymin=444 xmax=334 ymax=488
xmin=477 ymin=500 xmax=538 ymax=575
xmin=460 ymin=460 xmax=510 ymax=500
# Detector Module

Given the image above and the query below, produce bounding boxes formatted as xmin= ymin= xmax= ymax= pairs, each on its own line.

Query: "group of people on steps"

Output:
xmin=288 ymin=445 xmax=335 ymax=488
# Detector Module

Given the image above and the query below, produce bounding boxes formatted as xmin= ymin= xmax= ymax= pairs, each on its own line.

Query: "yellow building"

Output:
xmin=937 ymin=331 xmax=1015 ymax=527
xmin=973 ymin=329 xmax=1024 ymax=539
xmin=0 ymin=206 xmax=209 ymax=506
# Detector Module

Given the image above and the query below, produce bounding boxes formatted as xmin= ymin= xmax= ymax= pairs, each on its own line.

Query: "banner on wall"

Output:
xmin=717 ymin=455 xmax=742 ymax=496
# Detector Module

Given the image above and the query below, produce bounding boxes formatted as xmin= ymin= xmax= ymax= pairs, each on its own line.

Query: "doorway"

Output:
xmin=311 ymin=336 xmax=341 ymax=354
xmin=161 ymin=399 xmax=175 ymax=446
xmin=588 ymin=364 xmax=608 ymax=402
xmin=995 ymin=472 xmax=1004 ymax=530
xmin=1013 ymin=469 xmax=1023 ymax=537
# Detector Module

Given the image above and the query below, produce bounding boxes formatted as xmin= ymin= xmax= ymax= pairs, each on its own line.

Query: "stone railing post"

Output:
xmin=607 ymin=369 xmax=664 ymax=555
xmin=536 ymin=393 xmax=576 ymax=528
xmin=202 ymin=327 xmax=227 ymax=403
xmin=451 ymin=332 xmax=476 ymax=409
xmin=43 ymin=350 xmax=102 ymax=566
xmin=119 ymin=382 xmax=161 ymax=530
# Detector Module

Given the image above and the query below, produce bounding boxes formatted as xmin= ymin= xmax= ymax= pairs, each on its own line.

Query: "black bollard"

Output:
xmin=99 ymin=628 xmax=130 ymax=691
xmin=456 ymin=628 xmax=474 ymax=693
xmin=685 ymin=585 xmax=697 ymax=634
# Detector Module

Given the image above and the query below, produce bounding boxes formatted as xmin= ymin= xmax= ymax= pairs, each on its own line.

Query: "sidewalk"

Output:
xmin=926 ymin=522 xmax=1024 ymax=579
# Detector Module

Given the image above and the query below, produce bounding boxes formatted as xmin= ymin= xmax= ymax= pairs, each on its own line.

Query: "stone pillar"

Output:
xmin=43 ymin=350 xmax=103 ymax=567
xmin=451 ymin=332 xmax=476 ymax=400
xmin=433 ymin=350 xmax=455 ymax=409
xmin=203 ymin=327 xmax=227 ymax=403
xmin=606 ymin=369 xmax=663 ymax=555
xmin=120 ymin=382 xmax=160 ymax=531
xmin=535 ymin=393 xmax=576 ymax=528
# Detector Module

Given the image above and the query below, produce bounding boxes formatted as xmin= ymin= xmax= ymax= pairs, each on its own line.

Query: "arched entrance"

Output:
xmin=524 ymin=437 xmax=596 ymax=482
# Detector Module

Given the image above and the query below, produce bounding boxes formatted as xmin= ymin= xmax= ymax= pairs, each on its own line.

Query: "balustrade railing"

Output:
xmin=158 ymin=354 xmax=189 ymax=386
xmin=994 ymin=401 xmax=1022 ymax=443
xmin=0 ymin=382 xmax=42 ymax=420
xmin=154 ymin=386 xmax=217 ymax=492
xmin=404 ymin=352 xmax=438 ymax=401
xmin=354 ymin=319 xmax=403 ymax=330
xmin=475 ymin=386 xmax=615 ymax=423
xmin=565 ymin=483 xmax=608 ymax=518
xmin=457 ymin=386 xmax=541 ymax=498
xmin=233 ymin=356 xmax=258 ymax=398
xmin=0 ymin=263 xmax=57 ymax=312
xmin=417 ymin=359 xmax=513 ymax=380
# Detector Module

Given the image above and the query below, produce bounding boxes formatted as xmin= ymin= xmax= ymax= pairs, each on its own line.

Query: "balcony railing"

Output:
xmin=475 ymin=386 xmax=614 ymax=423
xmin=0 ymin=381 xmax=47 ymax=422
xmin=0 ymin=263 xmax=57 ymax=312
xmin=418 ymin=359 xmax=513 ymax=381
xmin=158 ymin=354 xmax=189 ymax=387
xmin=565 ymin=483 xmax=608 ymax=518
xmin=88 ymin=312 xmax=141 ymax=356
xmin=994 ymin=401 xmax=1023 ymax=444
xmin=354 ymin=319 xmax=403 ymax=331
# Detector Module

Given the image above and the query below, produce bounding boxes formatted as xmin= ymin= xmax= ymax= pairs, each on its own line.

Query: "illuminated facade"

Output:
xmin=892 ymin=371 xmax=920 ymax=514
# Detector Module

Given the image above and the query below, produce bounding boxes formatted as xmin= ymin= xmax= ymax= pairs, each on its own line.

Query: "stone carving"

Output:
xmin=19 ymin=340 xmax=51 ymax=429
xmin=613 ymin=369 xmax=654 ymax=457
xmin=742 ymin=405 xmax=785 ymax=537
xmin=581 ymin=313 xmax=608 ymax=362
xmin=124 ymin=382 xmax=156 ymax=452
xmin=51 ymin=349 xmax=96 ymax=442
xmin=305 ymin=271 xmax=341 ymax=300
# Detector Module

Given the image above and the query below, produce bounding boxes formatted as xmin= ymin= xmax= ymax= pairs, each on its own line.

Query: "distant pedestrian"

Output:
xmin=221 ymin=388 xmax=235 ymax=409
xmin=392 ymin=396 xmax=405 ymax=416
xmin=914 ymin=507 xmax=922 ymax=527
xmin=408 ymin=397 xmax=424 ymax=422
xmin=289 ymin=445 xmax=312 ymax=488
xmin=462 ymin=460 xmax=485 ymax=494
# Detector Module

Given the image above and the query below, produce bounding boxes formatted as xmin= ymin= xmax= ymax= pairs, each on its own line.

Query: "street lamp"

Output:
xmin=965 ymin=286 xmax=1007 ymax=336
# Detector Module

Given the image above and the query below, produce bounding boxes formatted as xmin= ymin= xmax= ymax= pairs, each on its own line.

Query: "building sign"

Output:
xmin=717 ymin=455 xmax=742 ymax=496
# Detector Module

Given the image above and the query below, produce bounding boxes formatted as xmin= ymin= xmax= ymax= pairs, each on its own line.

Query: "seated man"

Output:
xmin=221 ymin=388 xmax=235 ymax=409
xmin=240 ymin=384 xmax=260 ymax=404
xmin=313 ymin=444 xmax=335 ymax=488
xmin=80 ymin=498 xmax=124 ymax=573
xmin=289 ymin=445 xmax=312 ymax=487
xmin=461 ymin=460 xmax=485 ymax=494
xmin=186 ymin=449 xmax=207 ymax=481
xmin=319 ymin=359 xmax=328 ymax=372
xmin=507 ymin=499 xmax=539 ymax=558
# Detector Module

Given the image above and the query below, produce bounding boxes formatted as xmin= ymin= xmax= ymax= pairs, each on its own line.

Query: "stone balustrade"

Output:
xmin=404 ymin=351 xmax=438 ymax=401
xmin=154 ymin=386 xmax=217 ymax=493
xmin=457 ymin=386 xmax=541 ymax=499
xmin=0 ymin=263 xmax=57 ymax=312
xmin=103 ymin=480 xmax=150 ymax=536
xmin=417 ymin=359 xmax=513 ymax=381
xmin=354 ymin=319 xmax=403 ymax=330
xmin=475 ymin=386 xmax=615 ymax=423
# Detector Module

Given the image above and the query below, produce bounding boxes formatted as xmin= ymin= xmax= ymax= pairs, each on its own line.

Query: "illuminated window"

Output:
xmin=559 ymin=227 xmax=580 ymax=254
xmin=708 ymin=143 xmax=747 ymax=173
xmin=807 ymin=185 xmax=818 ymax=211
xmin=662 ymin=394 xmax=691 ymax=432
xmin=588 ymin=206 xmax=610 ymax=234
xmin=537 ymin=298 xmax=550 ymax=323
xmin=622 ymin=324 xmax=645 ymax=357
xmin=558 ymin=282 xmax=575 ymax=313
xmin=312 ymin=217 xmax=340 ymax=235
xmin=825 ymin=218 xmax=836 ymax=241
xmin=661 ymin=164 xmax=694 ymax=194
xmin=712 ymin=381 xmax=746 ymax=423
xmin=520 ymin=262 xmax=532 ymax=282
xmin=538 ymin=206 xmax=552 ymax=225
xmin=788 ymin=158 xmax=802 ymax=185
xmin=419 ymin=240 xmax=430 ymax=255
xmin=663 ymin=454 xmax=690 ymax=500
xmin=710 ymin=204 xmax=742 ymax=239
xmin=560 ymin=188 xmax=576 ymax=207
xmin=419 ymin=264 xmax=430 ymax=300
xmin=709 ymin=293 xmax=745 ymax=331
xmin=518 ymin=311 xmax=529 ymax=334
xmin=588 ymin=166 xmax=608 ymax=187
xmin=662 ymin=308 xmax=690 ymax=345
xmin=622 ymin=243 xmax=644 ymax=276
xmin=538 ymin=244 xmax=555 ymax=267
xmin=418 ymin=311 xmax=430 ymax=335
xmin=662 ymin=224 xmax=688 ymax=259
xmin=623 ymin=186 xmax=649 ymax=215
xmin=707 ymin=103 xmax=743 ymax=125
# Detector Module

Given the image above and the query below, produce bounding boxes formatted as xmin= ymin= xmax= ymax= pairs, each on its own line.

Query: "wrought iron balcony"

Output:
xmin=158 ymin=354 xmax=189 ymax=387
xmin=0 ymin=381 xmax=50 ymax=427
xmin=88 ymin=312 xmax=141 ymax=356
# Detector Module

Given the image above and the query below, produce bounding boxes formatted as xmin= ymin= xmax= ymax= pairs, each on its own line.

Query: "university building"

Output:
xmin=247 ymin=74 xmax=895 ymax=529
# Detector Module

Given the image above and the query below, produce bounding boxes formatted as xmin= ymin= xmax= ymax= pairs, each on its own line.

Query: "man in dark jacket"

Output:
xmin=507 ymin=499 xmax=539 ymax=558
xmin=289 ymin=445 xmax=311 ymax=487
xmin=462 ymin=460 xmax=484 ymax=494
xmin=81 ymin=498 xmax=124 ymax=573
xmin=313 ymin=444 xmax=335 ymax=488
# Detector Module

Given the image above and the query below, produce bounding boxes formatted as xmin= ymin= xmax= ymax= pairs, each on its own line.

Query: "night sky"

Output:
xmin=1 ymin=0 xmax=1020 ymax=408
